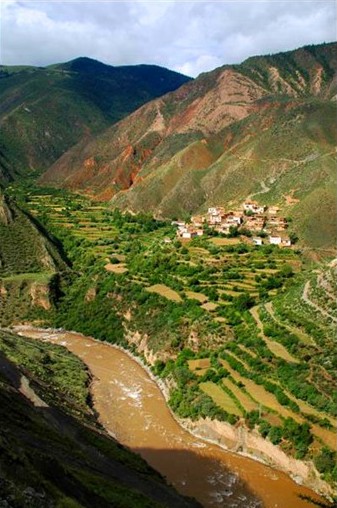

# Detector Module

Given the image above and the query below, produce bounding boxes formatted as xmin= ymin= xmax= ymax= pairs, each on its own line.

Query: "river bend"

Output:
xmin=17 ymin=327 xmax=329 ymax=508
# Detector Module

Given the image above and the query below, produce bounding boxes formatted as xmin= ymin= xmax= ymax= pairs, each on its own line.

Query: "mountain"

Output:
xmin=0 ymin=58 xmax=191 ymax=184
xmin=0 ymin=329 xmax=200 ymax=508
xmin=41 ymin=43 xmax=337 ymax=249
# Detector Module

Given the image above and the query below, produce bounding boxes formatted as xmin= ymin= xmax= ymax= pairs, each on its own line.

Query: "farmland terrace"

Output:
xmin=5 ymin=183 xmax=337 ymax=490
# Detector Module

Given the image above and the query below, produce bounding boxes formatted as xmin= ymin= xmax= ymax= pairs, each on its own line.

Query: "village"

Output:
xmin=173 ymin=201 xmax=292 ymax=247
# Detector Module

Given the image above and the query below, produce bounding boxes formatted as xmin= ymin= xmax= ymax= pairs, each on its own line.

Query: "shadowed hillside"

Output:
xmin=0 ymin=190 xmax=68 ymax=325
xmin=0 ymin=329 xmax=200 ymax=508
xmin=0 ymin=58 xmax=191 ymax=183
xmin=0 ymin=191 xmax=66 ymax=276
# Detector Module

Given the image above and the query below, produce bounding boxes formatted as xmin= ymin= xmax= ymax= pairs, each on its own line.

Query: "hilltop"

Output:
xmin=0 ymin=57 xmax=191 ymax=183
xmin=40 ymin=42 xmax=337 ymax=251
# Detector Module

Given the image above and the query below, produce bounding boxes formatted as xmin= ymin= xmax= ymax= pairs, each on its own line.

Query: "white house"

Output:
xmin=253 ymin=237 xmax=263 ymax=246
xmin=208 ymin=207 xmax=219 ymax=215
xmin=172 ymin=221 xmax=186 ymax=227
xmin=181 ymin=230 xmax=198 ymax=239
xmin=269 ymin=235 xmax=282 ymax=245
xmin=281 ymin=237 xmax=292 ymax=247
xmin=208 ymin=214 xmax=222 ymax=225
xmin=243 ymin=202 xmax=265 ymax=214
xmin=226 ymin=213 xmax=243 ymax=225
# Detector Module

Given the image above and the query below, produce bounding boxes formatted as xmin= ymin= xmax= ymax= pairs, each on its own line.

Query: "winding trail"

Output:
xmin=250 ymin=306 xmax=299 ymax=363
xmin=240 ymin=149 xmax=336 ymax=204
xmin=247 ymin=180 xmax=271 ymax=201
xmin=264 ymin=302 xmax=316 ymax=346
xmin=302 ymin=280 xmax=337 ymax=323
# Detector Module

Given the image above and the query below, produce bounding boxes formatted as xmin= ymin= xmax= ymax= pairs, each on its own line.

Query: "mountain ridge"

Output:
xmin=0 ymin=57 xmax=191 ymax=184
xmin=40 ymin=43 xmax=337 ymax=250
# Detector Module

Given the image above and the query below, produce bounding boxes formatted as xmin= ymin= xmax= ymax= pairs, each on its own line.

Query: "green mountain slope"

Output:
xmin=40 ymin=43 xmax=337 ymax=249
xmin=0 ymin=58 xmax=191 ymax=183
xmin=0 ymin=190 xmax=69 ymax=325
xmin=0 ymin=191 xmax=66 ymax=276
xmin=0 ymin=329 xmax=200 ymax=508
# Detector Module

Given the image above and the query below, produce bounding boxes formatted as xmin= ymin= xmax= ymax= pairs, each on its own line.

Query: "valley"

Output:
xmin=0 ymin=41 xmax=336 ymax=508
xmin=1 ymin=183 xmax=335 ymax=505
xmin=0 ymin=328 xmax=200 ymax=508
xmin=39 ymin=43 xmax=337 ymax=253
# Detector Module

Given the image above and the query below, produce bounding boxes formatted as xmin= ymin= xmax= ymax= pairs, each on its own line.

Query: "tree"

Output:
xmin=314 ymin=447 xmax=337 ymax=474
xmin=269 ymin=426 xmax=283 ymax=444
xmin=234 ymin=292 xmax=255 ymax=311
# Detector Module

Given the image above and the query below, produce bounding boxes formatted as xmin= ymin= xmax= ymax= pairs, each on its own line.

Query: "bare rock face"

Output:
xmin=29 ymin=283 xmax=51 ymax=310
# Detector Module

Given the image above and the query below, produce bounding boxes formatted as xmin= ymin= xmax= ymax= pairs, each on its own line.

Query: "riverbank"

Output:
xmin=118 ymin=329 xmax=335 ymax=502
xmin=129 ymin=353 xmax=334 ymax=501
xmin=14 ymin=325 xmax=334 ymax=506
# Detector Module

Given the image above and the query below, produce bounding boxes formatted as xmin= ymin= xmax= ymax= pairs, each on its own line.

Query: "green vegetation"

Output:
xmin=0 ymin=329 xmax=90 ymax=415
xmin=0 ymin=41 xmax=336 ymax=492
xmin=0 ymin=181 xmax=336 ymax=487
xmin=36 ymin=43 xmax=337 ymax=253
xmin=0 ymin=192 xmax=65 ymax=276
xmin=0 ymin=58 xmax=190 ymax=183
xmin=0 ymin=190 xmax=68 ymax=326
xmin=4 ymin=185 xmax=333 ymax=485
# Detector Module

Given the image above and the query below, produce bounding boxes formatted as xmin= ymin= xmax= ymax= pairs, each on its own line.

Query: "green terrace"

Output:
xmin=22 ymin=190 xmax=302 ymax=322
xmin=5 ymin=185 xmax=336 ymax=482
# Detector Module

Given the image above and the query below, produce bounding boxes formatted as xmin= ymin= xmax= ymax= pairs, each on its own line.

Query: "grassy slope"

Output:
xmin=0 ymin=190 xmax=68 ymax=325
xmin=112 ymin=99 xmax=336 ymax=250
xmin=0 ymin=58 xmax=191 ymax=183
xmin=0 ymin=329 xmax=199 ymax=508
xmin=0 ymin=192 xmax=66 ymax=276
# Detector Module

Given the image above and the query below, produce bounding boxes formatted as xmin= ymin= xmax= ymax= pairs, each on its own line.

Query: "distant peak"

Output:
xmin=59 ymin=57 xmax=113 ymax=73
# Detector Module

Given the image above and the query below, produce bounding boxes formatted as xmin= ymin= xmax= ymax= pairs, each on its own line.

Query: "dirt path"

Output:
xmin=302 ymin=280 xmax=337 ymax=323
xmin=264 ymin=302 xmax=316 ymax=346
xmin=247 ymin=180 xmax=271 ymax=201
xmin=250 ymin=306 xmax=299 ymax=363
xmin=19 ymin=375 xmax=49 ymax=408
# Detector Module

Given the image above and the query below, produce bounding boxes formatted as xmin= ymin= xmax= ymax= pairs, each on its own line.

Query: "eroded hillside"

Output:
xmin=0 ymin=190 xmax=67 ymax=325
xmin=40 ymin=43 xmax=337 ymax=250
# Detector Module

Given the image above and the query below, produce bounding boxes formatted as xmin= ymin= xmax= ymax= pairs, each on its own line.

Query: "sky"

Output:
xmin=0 ymin=0 xmax=336 ymax=77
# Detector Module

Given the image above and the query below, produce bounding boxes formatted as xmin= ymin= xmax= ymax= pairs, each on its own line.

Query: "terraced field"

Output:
xmin=12 ymin=187 xmax=336 ymax=482
xmin=200 ymin=382 xmax=243 ymax=417
xmin=221 ymin=378 xmax=258 ymax=413
xmin=24 ymin=189 xmax=303 ymax=326
xmin=188 ymin=355 xmax=336 ymax=449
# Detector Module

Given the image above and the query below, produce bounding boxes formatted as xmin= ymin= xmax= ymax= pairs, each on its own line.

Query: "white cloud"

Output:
xmin=0 ymin=0 xmax=336 ymax=76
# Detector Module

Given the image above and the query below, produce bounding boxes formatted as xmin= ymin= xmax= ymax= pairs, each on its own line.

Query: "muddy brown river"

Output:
xmin=18 ymin=327 xmax=330 ymax=508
